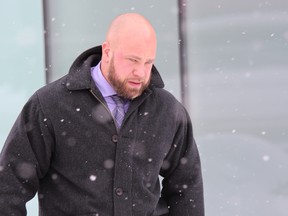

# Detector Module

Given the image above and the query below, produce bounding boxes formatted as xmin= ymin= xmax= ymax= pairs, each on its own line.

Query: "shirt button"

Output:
xmin=115 ymin=188 xmax=123 ymax=196
xmin=112 ymin=135 xmax=118 ymax=143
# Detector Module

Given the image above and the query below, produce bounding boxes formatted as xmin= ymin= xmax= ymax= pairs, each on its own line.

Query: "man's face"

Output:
xmin=106 ymin=51 xmax=154 ymax=99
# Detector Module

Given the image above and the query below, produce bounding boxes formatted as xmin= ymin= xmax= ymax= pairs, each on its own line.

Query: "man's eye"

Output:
xmin=129 ymin=58 xmax=137 ymax=62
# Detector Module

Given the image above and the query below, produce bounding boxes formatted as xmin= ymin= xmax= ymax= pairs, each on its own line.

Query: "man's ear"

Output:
xmin=102 ymin=41 xmax=110 ymax=62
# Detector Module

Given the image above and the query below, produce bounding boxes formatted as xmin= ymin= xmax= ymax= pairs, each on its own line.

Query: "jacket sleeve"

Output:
xmin=0 ymin=92 xmax=54 ymax=216
xmin=160 ymin=107 xmax=205 ymax=216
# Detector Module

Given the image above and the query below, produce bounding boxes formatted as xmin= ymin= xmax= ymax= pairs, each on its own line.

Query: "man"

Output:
xmin=0 ymin=13 xmax=204 ymax=215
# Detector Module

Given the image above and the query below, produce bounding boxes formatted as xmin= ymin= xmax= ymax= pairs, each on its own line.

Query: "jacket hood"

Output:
xmin=66 ymin=46 xmax=165 ymax=91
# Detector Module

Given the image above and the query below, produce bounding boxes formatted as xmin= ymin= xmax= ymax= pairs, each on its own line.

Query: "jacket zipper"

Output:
xmin=89 ymin=89 xmax=119 ymax=132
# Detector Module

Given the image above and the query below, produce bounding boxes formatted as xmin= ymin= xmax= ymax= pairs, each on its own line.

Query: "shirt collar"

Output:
xmin=91 ymin=61 xmax=116 ymax=97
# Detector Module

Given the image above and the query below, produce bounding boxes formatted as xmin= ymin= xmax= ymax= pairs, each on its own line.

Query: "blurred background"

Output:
xmin=1 ymin=0 xmax=287 ymax=215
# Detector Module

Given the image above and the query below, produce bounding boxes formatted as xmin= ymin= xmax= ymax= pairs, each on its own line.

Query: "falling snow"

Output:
xmin=89 ymin=175 xmax=97 ymax=181
xmin=16 ymin=162 xmax=35 ymax=179
xmin=67 ymin=137 xmax=76 ymax=147
xmin=104 ymin=159 xmax=114 ymax=169
xmin=38 ymin=194 xmax=44 ymax=199
xmin=180 ymin=157 xmax=188 ymax=165
xmin=262 ymin=155 xmax=270 ymax=162
xmin=51 ymin=174 xmax=58 ymax=180
xmin=161 ymin=160 xmax=170 ymax=170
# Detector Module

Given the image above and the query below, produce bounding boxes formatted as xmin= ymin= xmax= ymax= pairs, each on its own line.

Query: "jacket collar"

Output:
xmin=65 ymin=46 xmax=165 ymax=91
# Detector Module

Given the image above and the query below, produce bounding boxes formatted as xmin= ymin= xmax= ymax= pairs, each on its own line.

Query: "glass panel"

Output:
xmin=44 ymin=0 xmax=181 ymax=99
xmin=0 ymin=0 xmax=45 ymax=214
xmin=187 ymin=0 xmax=288 ymax=215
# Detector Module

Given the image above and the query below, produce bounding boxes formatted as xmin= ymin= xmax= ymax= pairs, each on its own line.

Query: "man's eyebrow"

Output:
xmin=126 ymin=55 xmax=155 ymax=63
xmin=146 ymin=59 xmax=155 ymax=64
xmin=126 ymin=55 xmax=142 ymax=60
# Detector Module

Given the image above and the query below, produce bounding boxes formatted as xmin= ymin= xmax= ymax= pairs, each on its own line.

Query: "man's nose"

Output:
xmin=132 ymin=64 xmax=146 ymax=77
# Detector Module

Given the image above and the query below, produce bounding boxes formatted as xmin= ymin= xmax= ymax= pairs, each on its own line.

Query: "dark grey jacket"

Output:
xmin=0 ymin=46 xmax=204 ymax=216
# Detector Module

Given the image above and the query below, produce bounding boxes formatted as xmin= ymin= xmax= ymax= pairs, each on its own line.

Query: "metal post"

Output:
xmin=42 ymin=0 xmax=50 ymax=84
xmin=178 ymin=0 xmax=190 ymax=110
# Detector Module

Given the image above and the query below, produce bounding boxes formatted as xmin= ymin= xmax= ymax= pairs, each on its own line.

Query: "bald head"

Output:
xmin=101 ymin=13 xmax=157 ymax=63
xmin=105 ymin=13 xmax=157 ymax=49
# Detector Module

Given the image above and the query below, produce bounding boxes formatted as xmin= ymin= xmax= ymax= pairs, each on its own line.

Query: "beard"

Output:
xmin=107 ymin=58 xmax=151 ymax=100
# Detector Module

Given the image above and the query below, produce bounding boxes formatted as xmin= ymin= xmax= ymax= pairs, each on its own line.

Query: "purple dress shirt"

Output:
xmin=91 ymin=62 xmax=129 ymax=114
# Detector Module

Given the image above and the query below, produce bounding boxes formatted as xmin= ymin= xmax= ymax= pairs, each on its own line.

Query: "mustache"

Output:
xmin=126 ymin=78 xmax=145 ymax=83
